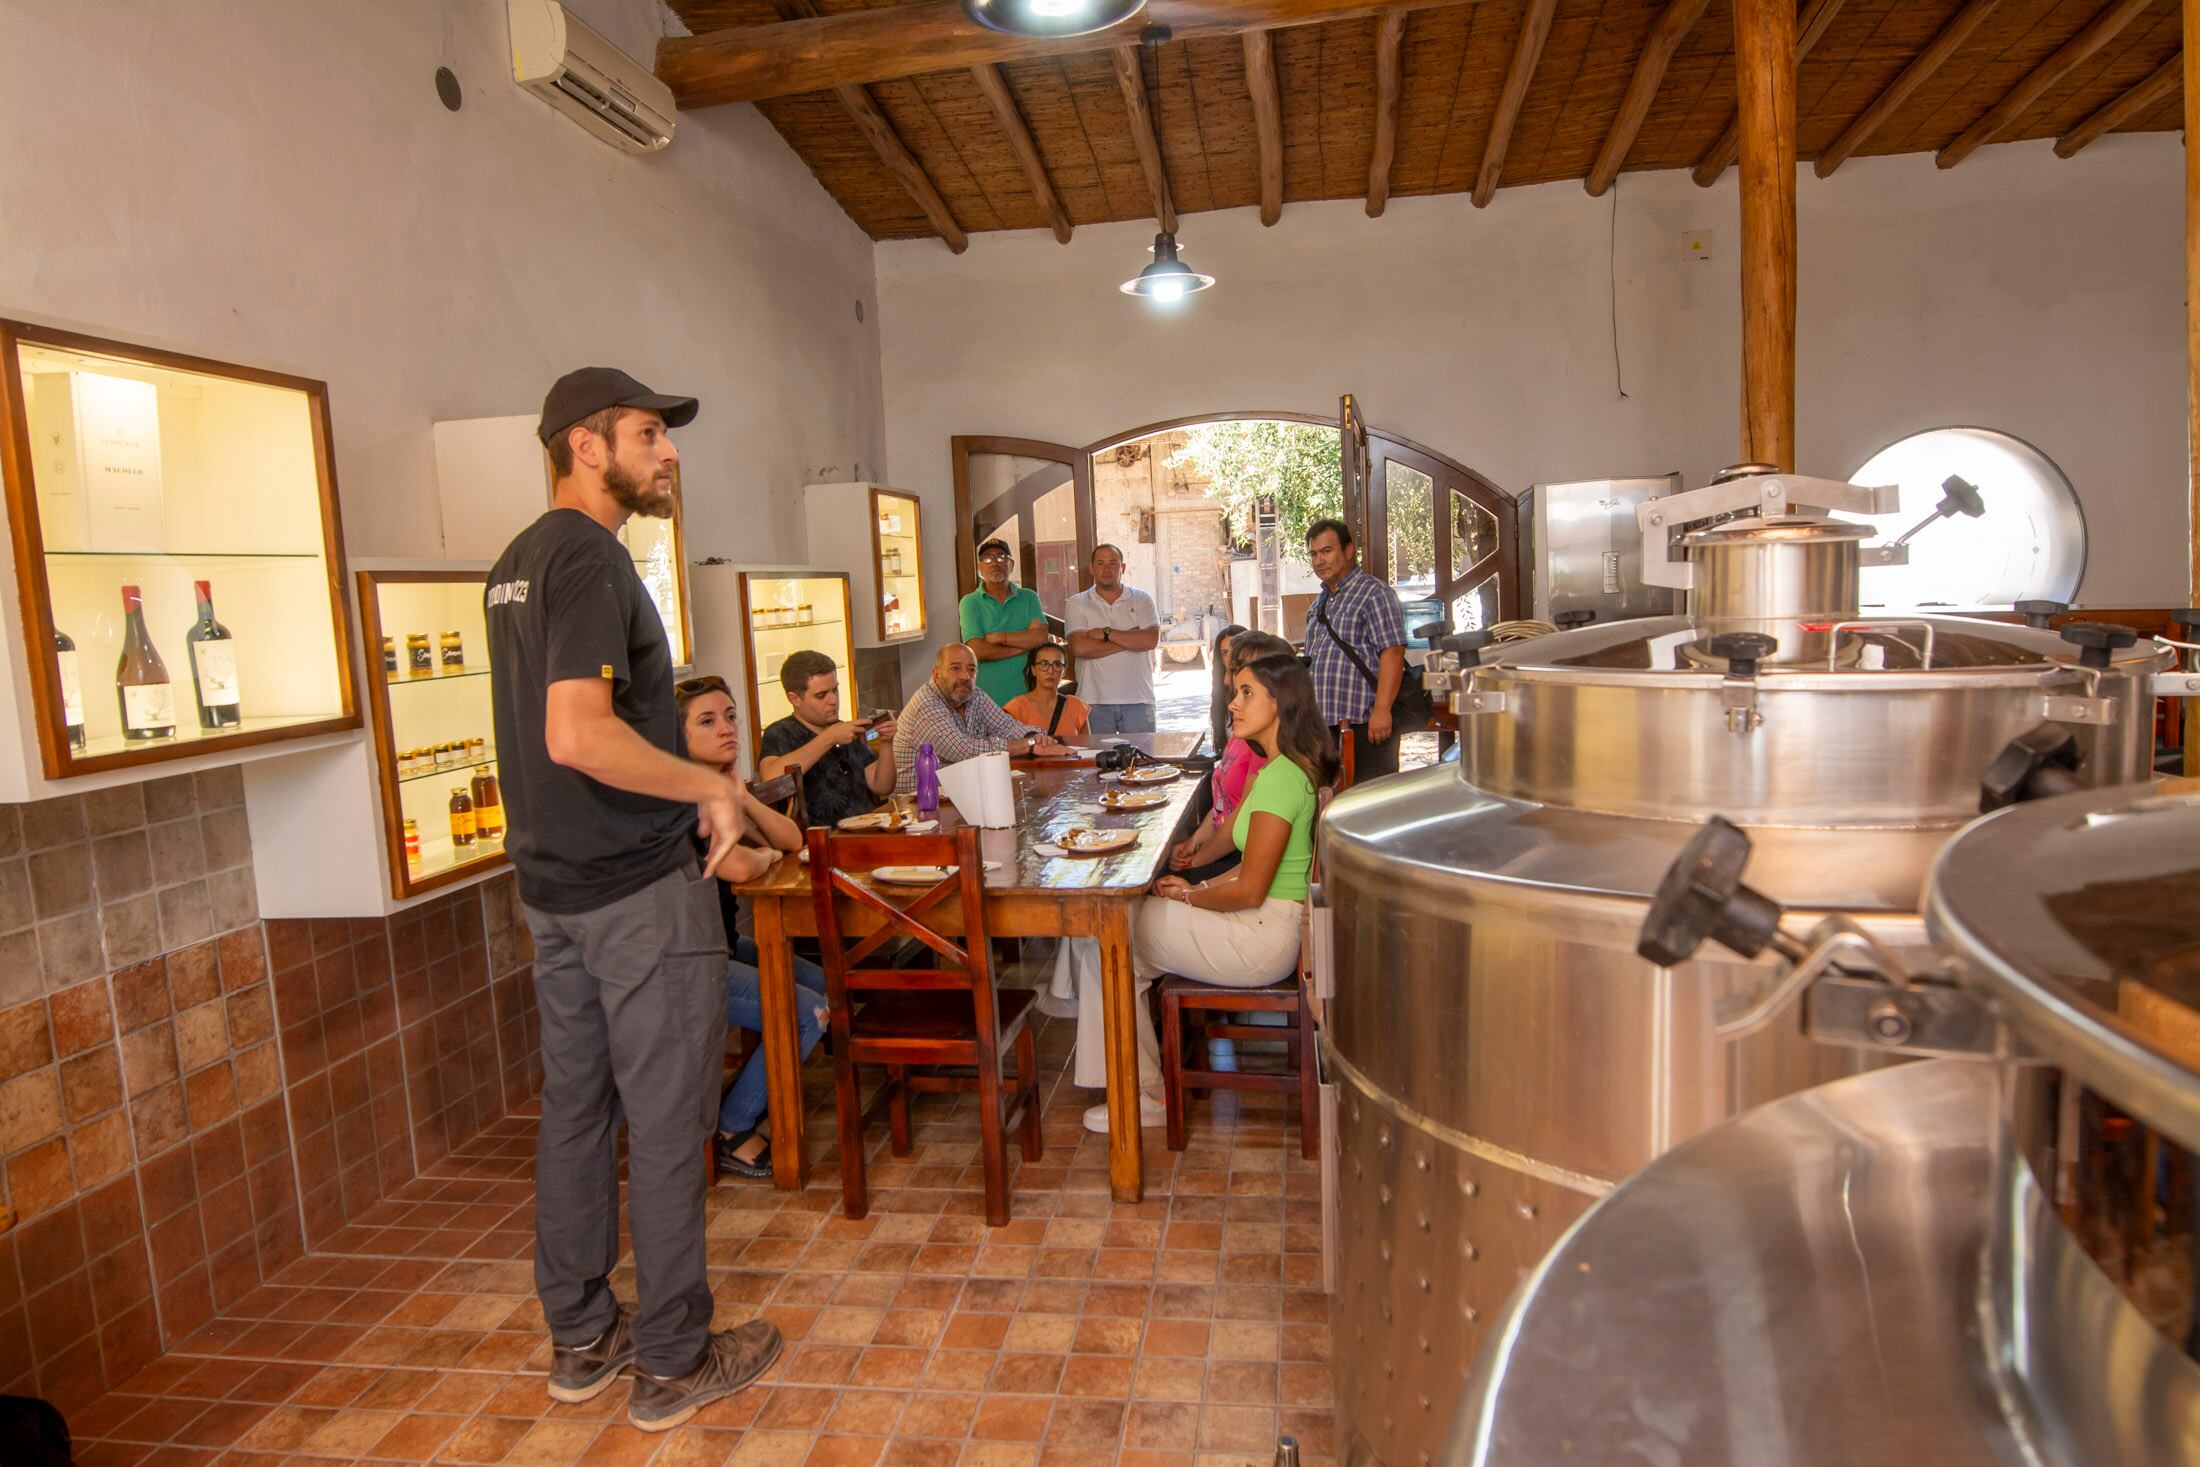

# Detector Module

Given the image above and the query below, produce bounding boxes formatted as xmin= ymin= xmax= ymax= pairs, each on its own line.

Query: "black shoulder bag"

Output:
xmin=1312 ymin=591 xmax=1433 ymax=735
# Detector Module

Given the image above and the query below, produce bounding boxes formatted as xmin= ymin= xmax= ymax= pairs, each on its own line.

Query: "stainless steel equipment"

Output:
xmin=1451 ymin=785 xmax=2200 ymax=1465
xmin=1520 ymin=474 xmax=1682 ymax=625
xmin=1320 ymin=469 xmax=2179 ymax=1467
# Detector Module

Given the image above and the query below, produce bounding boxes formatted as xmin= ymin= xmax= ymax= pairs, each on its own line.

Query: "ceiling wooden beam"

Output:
xmin=769 ymin=0 xmax=966 ymax=252
xmin=659 ymin=0 xmax=1467 ymax=107
xmin=1815 ymin=0 xmax=1998 ymax=178
xmin=1473 ymin=0 xmax=1558 ymax=206
xmin=971 ymin=63 xmax=1072 ymax=242
xmin=1113 ymin=45 xmax=1178 ymax=234
xmin=1367 ymin=11 xmax=1407 ymax=216
xmin=1736 ymin=0 xmax=1797 ymax=471
xmin=1585 ymin=0 xmax=1712 ymax=197
xmin=1244 ymin=31 xmax=1285 ymax=226
xmin=1691 ymin=0 xmax=1845 ymax=188
xmin=1938 ymin=0 xmax=2153 ymax=168
xmin=2056 ymin=50 xmax=2180 ymax=157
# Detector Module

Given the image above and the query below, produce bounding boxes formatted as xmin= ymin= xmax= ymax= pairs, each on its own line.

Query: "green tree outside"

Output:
xmin=1168 ymin=420 xmax=1435 ymax=579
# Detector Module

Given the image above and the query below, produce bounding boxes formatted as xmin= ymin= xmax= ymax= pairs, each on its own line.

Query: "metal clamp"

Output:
xmin=2155 ymin=671 xmax=2200 ymax=698
xmin=1823 ymin=619 xmax=1937 ymax=670
xmin=1638 ymin=474 xmax=1900 ymax=590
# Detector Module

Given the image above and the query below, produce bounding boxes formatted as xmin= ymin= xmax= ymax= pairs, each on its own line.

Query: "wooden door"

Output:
xmin=1365 ymin=431 xmax=1520 ymax=638
xmin=951 ymin=437 xmax=1094 ymax=626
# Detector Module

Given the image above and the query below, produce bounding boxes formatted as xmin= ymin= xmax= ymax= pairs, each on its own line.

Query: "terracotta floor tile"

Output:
xmin=1070 ymin=1317 xmax=1139 ymax=1356
xmin=1124 ymin=1402 xmax=1199 ymax=1451
xmin=806 ymin=1434 xmax=889 ymax=1467
xmin=1118 ymin=1450 xmax=1195 ymax=1467
xmin=1036 ymin=1447 xmax=1115 ymax=1467
xmin=1041 ymin=1399 xmax=1124 ymax=1446
xmin=731 ymin=1430 xmax=818 ymax=1467
xmin=1131 ymin=1359 xmax=1205 ymax=1404
xmin=1000 ymin=1315 xmax=1074 ymax=1354
xmin=653 ymin=1426 xmax=745 ymax=1467
xmin=884 ymin=1439 xmax=962 ymax=1467
xmin=811 ymin=1308 xmax=884 ymax=1345
xmin=371 ymin=1411 xmax=470 ymax=1460
xmin=439 ymin=1414 xmax=534 ymax=1463
xmin=170 ymin=1402 xmax=272 ymax=1448
xmin=989 ymin=1355 xmax=1065 ymax=1396
xmin=503 ymin=1418 xmax=603 ymax=1466
xmin=1057 ymin=1356 xmax=1135 ymax=1399
xmin=900 ymin=1393 xmax=980 ymax=1440
xmin=970 ymin=1397 xmax=1050 ymax=1443
xmin=1196 ymin=1405 xmax=1277 ymax=1453
xmin=958 ymin=1444 xmax=1038 ymax=1467
xmin=920 ymin=1351 xmax=999 ymax=1391
xmin=940 ymin=1313 xmax=1010 ymax=1350
xmin=1140 ymin=1322 xmax=1209 ymax=1358
xmin=826 ymin=1391 xmax=909 ymax=1435
xmin=235 ymin=1405 xmax=338 ymax=1451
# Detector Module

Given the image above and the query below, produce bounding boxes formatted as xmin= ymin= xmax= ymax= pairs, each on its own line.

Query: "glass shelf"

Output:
xmin=71 ymin=711 xmax=350 ymax=762
xmin=399 ymin=755 xmax=496 ymax=787
xmin=405 ymin=833 xmax=508 ymax=884
xmin=383 ymin=667 xmax=492 ymax=687
xmin=45 ymin=549 xmax=326 ymax=562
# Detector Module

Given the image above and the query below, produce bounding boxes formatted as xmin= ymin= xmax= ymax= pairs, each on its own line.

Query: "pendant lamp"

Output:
xmin=1119 ymin=232 xmax=1214 ymax=302
xmin=962 ymin=0 xmax=1144 ymax=38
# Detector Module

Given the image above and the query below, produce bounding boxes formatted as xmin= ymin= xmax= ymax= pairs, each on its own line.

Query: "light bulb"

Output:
xmin=1152 ymin=278 xmax=1185 ymax=303
xmin=1029 ymin=0 xmax=1087 ymax=15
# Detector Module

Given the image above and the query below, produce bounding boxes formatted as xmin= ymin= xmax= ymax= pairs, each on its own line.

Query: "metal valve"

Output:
xmin=1411 ymin=618 xmax=1450 ymax=644
xmin=2057 ymin=620 xmax=2137 ymax=670
xmin=1979 ymin=724 xmax=2082 ymax=812
xmin=2015 ymin=600 xmax=2068 ymax=630
xmin=1438 ymin=629 xmax=1496 ymax=668
xmin=1636 ymin=817 xmax=2000 ymax=1056
xmin=1934 ymin=475 xmax=1985 ymax=520
xmin=1705 ymin=631 xmax=1777 ymax=678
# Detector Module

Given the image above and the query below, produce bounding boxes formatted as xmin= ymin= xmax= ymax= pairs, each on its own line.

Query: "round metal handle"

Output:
xmin=1979 ymin=724 xmax=2082 ymax=812
xmin=1704 ymin=632 xmax=1779 ymax=679
xmin=1411 ymin=618 xmax=1450 ymax=643
xmin=1936 ymin=475 xmax=1985 ymax=519
xmin=1636 ymin=816 xmax=1786 ymax=968
xmin=2057 ymin=620 xmax=2138 ymax=670
xmin=2014 ymin=599 xmax=2068 ymax=629
xmin=1439 ymin=629 xmax=1496 ymax=666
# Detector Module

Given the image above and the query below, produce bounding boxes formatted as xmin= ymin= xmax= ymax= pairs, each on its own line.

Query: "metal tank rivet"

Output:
xmin=1354 ymin=1163 xmax=1364 ymax=1180
xmin=1417 ymin=1275 xmax=1431 ymax=1294
xmin=1380 ymin=1243 xmax=1392 ymax=1263
xmin=1382 ymin=1307 xmax=1393 ymax=1323
xmin=1463 ymin=1304 xmax=1480 ymax=1322
xmin=1418 ymin=1336 xmax=1431 ymax=1353
xmin=1459 ymin=1177 xmax=1478 ymax=1197
xmin=1420 ymin=1396 xmax=1431 ymax=1412
xmin=1460 ymin=1239 xmax=1478 ymax=1260
xmin=1516 ymin=1201 xmax=1537 ymax=1220
xmin=1378 ymin=1126 xmax=1392 ymax=1148
xmin=1379 ymin=1185 xmax=1392 ymax=1207
xmin=1384 ymin=1361 xmax=1395 ymax=1376
xmin=1415 ymin=1154 xmax=1430 ymax=1173
xmin=1416 ymin=1213 xmax=1430 ymax=1233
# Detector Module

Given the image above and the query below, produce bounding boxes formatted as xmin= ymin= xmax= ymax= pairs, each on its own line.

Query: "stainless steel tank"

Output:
xmin=1319 ymin=470 xmax=2173 ymax=1467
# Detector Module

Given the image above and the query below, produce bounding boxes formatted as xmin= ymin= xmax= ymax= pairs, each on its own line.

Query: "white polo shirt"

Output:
xmin=1065 ymin=584 xmax=1158 ymax=707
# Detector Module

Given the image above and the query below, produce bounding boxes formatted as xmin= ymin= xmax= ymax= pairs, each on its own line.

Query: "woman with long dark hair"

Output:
xmin=1207 ymin=622 xmax=1248 ymax=756
xmin=1068 ymin=652 xmax=1337 ymax=1132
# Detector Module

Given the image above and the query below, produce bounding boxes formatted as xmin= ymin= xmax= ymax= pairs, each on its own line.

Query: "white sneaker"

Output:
xmin=1083 ymin=1095 xmax=1167 ymax=1134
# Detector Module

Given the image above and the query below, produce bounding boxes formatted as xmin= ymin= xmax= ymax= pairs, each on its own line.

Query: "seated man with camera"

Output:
xmin=758 ymin=650 xmax=898 ymax=828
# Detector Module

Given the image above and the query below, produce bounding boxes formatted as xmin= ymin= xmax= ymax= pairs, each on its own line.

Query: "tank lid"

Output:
xmin=1682 ymin=516 xmax=1873 ymax=549
xmin=1927 ymin=786 xmax=2200 ymax=1152
xmin=1481 ymin=613 xmax=2155 ymax=677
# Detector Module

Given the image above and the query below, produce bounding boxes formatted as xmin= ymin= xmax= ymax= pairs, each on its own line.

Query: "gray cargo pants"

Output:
xmin=525 ymin=862 xmax=728 ymax=1377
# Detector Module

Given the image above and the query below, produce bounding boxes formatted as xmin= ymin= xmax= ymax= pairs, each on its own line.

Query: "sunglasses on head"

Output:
xmin=676 ymin=675 xmax=730 ymax=698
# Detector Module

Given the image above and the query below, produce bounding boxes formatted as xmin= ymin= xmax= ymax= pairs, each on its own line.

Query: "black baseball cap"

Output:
xmin=536 ymin=367 xmax=698 ymax=445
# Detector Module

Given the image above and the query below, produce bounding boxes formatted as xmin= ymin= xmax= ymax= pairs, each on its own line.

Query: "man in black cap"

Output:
xmin=486 ymin=367 xmax=780 ymax=1433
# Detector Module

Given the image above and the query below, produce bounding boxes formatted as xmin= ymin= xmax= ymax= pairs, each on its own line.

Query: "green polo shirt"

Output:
xmin=959 ymin=583 xmax=1047 ymax=708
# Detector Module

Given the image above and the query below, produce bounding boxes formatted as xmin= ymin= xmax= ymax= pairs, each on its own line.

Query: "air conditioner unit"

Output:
xmin=508 ymin=0 xmax=675 ymax=154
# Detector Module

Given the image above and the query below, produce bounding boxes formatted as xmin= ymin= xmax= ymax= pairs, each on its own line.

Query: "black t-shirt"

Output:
xmin=486 ymin=509 xmax=691 ymax=914
xmin=759 ymin=714 xmax=881 ymax=829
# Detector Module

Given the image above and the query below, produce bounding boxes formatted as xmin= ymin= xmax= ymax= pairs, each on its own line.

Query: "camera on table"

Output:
xmin=1093 ymin=743 xmax=1144 ymax=773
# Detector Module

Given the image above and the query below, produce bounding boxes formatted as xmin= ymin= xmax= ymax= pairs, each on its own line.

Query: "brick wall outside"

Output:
xmin=0 ymin=769 xmax=540 ymax=1412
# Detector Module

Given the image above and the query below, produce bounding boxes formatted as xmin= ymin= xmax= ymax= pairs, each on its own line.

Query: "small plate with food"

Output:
xmin=1115 ymin=763 xmax=1181 ymax=785
xmin=1055 ymin=828 xmax=1139 ymax=857
xmin=1097 ymin=788 xmax=1169 ymax=812
xmin=837 ymin=810 xmax=901 ymax=831
xmin=869 ymin=862 xmax=1000 ymax=885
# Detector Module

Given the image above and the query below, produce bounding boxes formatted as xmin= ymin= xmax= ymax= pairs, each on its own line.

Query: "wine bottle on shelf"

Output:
xmin=53 ymin=629 xmax=86 ymax=750
xmin=185 ymin=580 xmax=242 ymax=730
xmin=115 ymin=584 xmax=176 ymax=742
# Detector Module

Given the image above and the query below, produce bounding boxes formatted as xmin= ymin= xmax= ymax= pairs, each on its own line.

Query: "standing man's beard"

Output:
xmin=605 ymin=456 xmax=675 ymax=518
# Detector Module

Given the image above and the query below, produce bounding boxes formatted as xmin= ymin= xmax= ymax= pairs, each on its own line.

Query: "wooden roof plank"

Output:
xmin=2055 ymin=45 xmax=2179 ymax=152
xmin=1585 ymin=0 xmax=1713 ymax=195
xmin=1937 ymin=0 xmax=2153 ymax=165
xmin=1815 ymin=0 xmax=1999 ymax=175
xmin=972 ymin=63 xmax=1074 ymax=241
xmin=1476 ymin=0 xmax=1563 ymax=202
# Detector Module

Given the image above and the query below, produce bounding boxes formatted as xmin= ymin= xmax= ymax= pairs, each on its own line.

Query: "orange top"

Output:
xmin=1004 ymin=692 xmax=1090 ymax=738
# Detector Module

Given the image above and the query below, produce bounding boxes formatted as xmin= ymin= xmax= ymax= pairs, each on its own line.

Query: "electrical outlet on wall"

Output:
xmin=1682 ymin=230 xmax=1714 ymax=263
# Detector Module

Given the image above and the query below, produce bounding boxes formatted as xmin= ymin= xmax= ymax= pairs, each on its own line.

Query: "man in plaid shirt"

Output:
xmin=894 ymin=642 xmax=1068 ymax=787
xmin=1302 ymin=518 xmax=1407 ymax=781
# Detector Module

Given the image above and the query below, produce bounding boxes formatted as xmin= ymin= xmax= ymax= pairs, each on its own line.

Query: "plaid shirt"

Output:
xmin=1304 ymin=568 xmax=1406 ymax=726
xmin=893 ymin=680 xmax=1034 ymax=788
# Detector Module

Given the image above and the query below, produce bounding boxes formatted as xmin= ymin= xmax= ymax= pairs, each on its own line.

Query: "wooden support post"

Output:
xmin=1245 ymin=31 xmax=1285 ymax=225
xmin=1367 ymin=11 xmax=1406 ymax=216
xmin=1474 ymin=0 xmax=1558 ymax=206
xmin=1692 ymin=0 xmax=1845 ymax=188
xmin=1735 ymin=0 xmax=1797 ymax=471
xmin=2056 ymin=51 xmax=2180 ymax=159
xmin=1113 ymin=44 xmax=1178 ymax=233
xmin=2189 ymin=0 xmax=2199 ymax=776
xmin=972 ymin=63 xmax=1073 ymax=242
xmin=1586 ymin=0 xmax=1711 ymax=197
xmin=1938 ymin=0 xmax=2153 ymax=169
xmin=1816 ymin=0 xmax=1997 ymax=178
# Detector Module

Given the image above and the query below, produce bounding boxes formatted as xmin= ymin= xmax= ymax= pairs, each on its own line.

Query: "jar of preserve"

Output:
xmin=448 ymin=788 xmax=476 ymax=847
xmin=406 ymin=633 xmax=434 ymax=678
xmin=470 ymin=770 xmax=505 ymax=843
xmin=381 ymin=636 xmax=398 ymax=677
xmin=439 ymin=630 xmax=465 ymax=671
xmin=466 ymin=736 xmax=487 ymax=764
xmin=402 ymin=818 xmax=421 ymax=863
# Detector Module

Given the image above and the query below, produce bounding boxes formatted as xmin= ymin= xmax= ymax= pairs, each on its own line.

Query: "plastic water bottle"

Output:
xmin=915 ymin=743 xmax=939 ymax=818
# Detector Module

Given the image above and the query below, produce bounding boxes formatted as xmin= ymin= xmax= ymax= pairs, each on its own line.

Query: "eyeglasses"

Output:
xmin=978 ymin=550 xmax=1013 ymax=564
xmin=675 ymin=675 xmax=730 ymax=698
xmin=1032 ymin=659 xmax=1066 ymax=671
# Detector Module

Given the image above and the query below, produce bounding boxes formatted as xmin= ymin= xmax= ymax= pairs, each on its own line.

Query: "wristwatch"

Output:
xmin=1101 ymin=627 xmax=1112 ymax=643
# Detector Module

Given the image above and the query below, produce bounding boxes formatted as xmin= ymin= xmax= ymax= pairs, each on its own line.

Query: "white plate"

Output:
xmin=837 ymin=811 xmax=899 ymax=831
xmin=1057 ymin=828 xmax=1138 ymax=855
xmin=1118 ymin=764 xmax=1180 ymax=784
xmin=1098 ymin=790 xmax=1168 ymax=811
xmin=869 ymin=862 xmax=1000 ymax=885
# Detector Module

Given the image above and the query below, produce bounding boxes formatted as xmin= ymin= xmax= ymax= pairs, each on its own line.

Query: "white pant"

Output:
xmin=1066 ymin=895 xmax=1303 ymax=1090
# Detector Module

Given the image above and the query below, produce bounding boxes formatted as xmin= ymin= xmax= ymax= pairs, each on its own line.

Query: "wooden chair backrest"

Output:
xmin=1335 ymin=726 xmax=1356 ymax=793
xmin=750 ymin=770 xmax=805 ymax=827
xmin=806 ymin=825 xmax=995 ymax=1006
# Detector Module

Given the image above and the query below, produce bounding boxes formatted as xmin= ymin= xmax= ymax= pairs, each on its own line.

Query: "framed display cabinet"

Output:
xmin=356 ymin=567 xmax=506 ymax=900
xmin=688 ymin=563 xmax=855 ymax=766
xmin=0 ymin=320 xmax=359 ymax=778
xmin=805 ymin=482 xmax=925 ymax=648
xmin=619 ymin=480 xmax=693 ymax=667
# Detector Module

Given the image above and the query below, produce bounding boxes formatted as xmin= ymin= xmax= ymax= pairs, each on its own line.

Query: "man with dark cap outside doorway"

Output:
xmin=486 ymin=367 xmax=781 ymax=1433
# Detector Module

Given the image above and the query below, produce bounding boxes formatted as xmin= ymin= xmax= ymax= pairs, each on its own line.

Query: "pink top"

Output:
xmin=1210 ymin=738 xmax=1269 ymax=827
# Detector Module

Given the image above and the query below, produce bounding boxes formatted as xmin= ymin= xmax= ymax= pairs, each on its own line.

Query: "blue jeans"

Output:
xmin=1087 ymin=702 xmax=1157 ymax=735
xmin=719 ymin=936 xmax=827 ymax=1137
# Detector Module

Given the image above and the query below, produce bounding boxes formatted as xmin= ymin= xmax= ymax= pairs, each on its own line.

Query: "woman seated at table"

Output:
xmin=1175 ymin=629 xmax=1293 ymax=882
xmin=1003 ymin=643 xmax=1089 ymax=739
xmin=677 ymin=675 xmax=829 ymax=1180
xmin=1067 ymin=651 xmax=1337 ymax=1133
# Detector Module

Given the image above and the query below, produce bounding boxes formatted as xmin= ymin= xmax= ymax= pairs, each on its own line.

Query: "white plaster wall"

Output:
xmin=0 ymin=0 xmax=885 ymax=564
xmin=878 ymin=135 xmax=2185 ymax=650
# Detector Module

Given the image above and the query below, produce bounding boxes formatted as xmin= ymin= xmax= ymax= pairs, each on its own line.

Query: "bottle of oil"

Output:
xmin=470 ymin=769 xmax=504 ymax=843
xmin=448 ymin=787 xmax=476 ymax=848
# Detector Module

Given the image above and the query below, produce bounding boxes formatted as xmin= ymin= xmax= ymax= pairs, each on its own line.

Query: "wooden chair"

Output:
xmin=1335 ymin=726 xmax=1355 ymax=792
xmin=808 ymin=825 xmax=1042 ymax=1225
xmin=1158 ymin=966 xmax=1318 ymax=1160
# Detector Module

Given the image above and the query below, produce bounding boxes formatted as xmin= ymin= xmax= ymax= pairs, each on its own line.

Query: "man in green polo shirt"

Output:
xmin=959 ymin=537 xmax=1050 ymax=709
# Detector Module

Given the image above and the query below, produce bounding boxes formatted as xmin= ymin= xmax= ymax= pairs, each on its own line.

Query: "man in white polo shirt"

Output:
xmin=1064 ymin=544 xmax=1161 ymax=736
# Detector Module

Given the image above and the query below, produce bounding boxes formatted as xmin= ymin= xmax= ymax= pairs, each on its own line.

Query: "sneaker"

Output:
xmin=713 ymin=1132 xmax=773 ymax=1181
xmin=1207 ymin=1037 xmax=1239 ymax=1072
xmin=629 ymin=1320 xmax=783 ymax=1432
xmin=547 ymin=1303 xmax=636 ymax=1403
xmin=1082 ymin=1094 xmax=1167 ymax=1134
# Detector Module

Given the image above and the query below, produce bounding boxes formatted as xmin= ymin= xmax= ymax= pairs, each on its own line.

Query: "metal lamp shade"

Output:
xmin=1119 ymin=232 xmax=1215 ymax=302
xmin=962 ymin=0 xmax=1145 ymax=38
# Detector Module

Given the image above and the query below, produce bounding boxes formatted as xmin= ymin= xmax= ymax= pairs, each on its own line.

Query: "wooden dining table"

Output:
xmin=735 ymin=730 xmax=1207 ymax=1203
